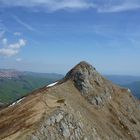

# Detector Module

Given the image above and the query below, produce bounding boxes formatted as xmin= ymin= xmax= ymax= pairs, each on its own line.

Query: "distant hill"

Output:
xmin=123 ymin=81 xmax=140 ymax=99
xmin=0 ymin=69 xmax=22 ymax=79
xmin=0 ymin=69 xmax=63 ymax=104
xmin=105 ymin=75 xmax=140 ymax=99
xmin=105 ymin=75 xmax=140 ymax=85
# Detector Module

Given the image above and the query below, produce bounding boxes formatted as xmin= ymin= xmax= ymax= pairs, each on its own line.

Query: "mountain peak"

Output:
xmin=65 ymin=61 xmax=96 ymax=80
xmin=64 ymin=61 xmax=119 ymax=106
xmin=74 ymin=61 xmax=95 ymax=69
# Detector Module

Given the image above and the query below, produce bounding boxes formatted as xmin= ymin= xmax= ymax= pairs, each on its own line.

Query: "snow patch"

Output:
xmin=9 ymin=97 xmax=25 ymax=107
xmin=47 ymin=82 xmax=58 ymax=87
xmin=127 ymin=88 xmax=131 ymax=93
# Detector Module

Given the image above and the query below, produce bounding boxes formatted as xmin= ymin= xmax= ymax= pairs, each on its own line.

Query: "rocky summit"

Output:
xmin=0 ymin=61 xmax=140 ymax=140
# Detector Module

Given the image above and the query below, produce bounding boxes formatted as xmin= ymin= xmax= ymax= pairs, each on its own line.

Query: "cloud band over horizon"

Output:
xmin=0 ymin=0 xmax=140 ymax=13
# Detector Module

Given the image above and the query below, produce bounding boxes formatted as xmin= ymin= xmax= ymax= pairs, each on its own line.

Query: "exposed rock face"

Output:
xmin=27 ymin=109 xmax=86 ymax=140
xmin=64 ymin=61 xmax=119 ymax=106
xmin=0 ymin=61 xmax=140 ymax=140
xmin=27 ymin=105 xmax=102 ymax=140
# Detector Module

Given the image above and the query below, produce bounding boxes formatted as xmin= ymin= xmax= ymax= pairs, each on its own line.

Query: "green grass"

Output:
xmin=0 ymin=75 xmax=62 ymax=104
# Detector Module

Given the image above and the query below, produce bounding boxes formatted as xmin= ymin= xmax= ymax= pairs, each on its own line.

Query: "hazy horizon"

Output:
xmin=1 ymin=66 xmax=140 ymax=77
xmin=0 ymin=0 xmax=140 ymax=75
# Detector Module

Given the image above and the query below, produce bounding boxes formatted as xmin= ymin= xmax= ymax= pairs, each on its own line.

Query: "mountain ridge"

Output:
xmin=0 ymin=68 xmax=63 ymax=79
xmin=0 ymin=61 xmax=140 ymax=140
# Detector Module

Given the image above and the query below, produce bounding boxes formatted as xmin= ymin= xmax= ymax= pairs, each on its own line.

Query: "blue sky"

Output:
xmin=0 ymin=0 xmax=140 ymax=75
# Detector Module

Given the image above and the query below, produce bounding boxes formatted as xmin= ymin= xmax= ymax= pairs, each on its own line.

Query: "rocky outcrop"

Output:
xmin=27 ymin=110 xmax=85 ymax=140
xmin=64 ymin=61 xmax=120 ymax=106
xmin=27 ymin=106 xmax=102 ymax=140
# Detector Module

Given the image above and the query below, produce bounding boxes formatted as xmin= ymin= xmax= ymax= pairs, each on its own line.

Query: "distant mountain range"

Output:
xmin=105 ymin=75 xmax=140 ymax=99
xmin=123 ymin=81 xmax=140 ymax=99
xmin=0 ymin=69 xmax=140 ymax=106
xmin=105 ymin=75 xmax=140 ymax=85
xmin=0 ymin=69 xmax=63 ymax=105
xmin=0 ymin=69 xmax=63 ymax=80
xmin=0 ymin=69 xmax=22 ymax=79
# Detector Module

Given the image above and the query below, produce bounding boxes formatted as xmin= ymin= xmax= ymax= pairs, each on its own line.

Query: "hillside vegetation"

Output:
xmin=0 ymin=73 xmax=63 ymax=104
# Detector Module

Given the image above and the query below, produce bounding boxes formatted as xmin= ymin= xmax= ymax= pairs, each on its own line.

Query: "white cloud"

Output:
xmin=16 ymin=58 xmax=22 ymax=62
xmin=14 ymin=32 xmax=21 ymax=36
xmin=0 ymin=19 xmax=26 ymax=57
xmin=46 ymin=0 xmax=95 ymax=11
xmin=9 ymin=39 xmax=26 ymax=49
xmin=0 ymin=0 xmax=140 ymax=12
xmin=0 ymin=0 xmax=95 ymax=11
xmin=2 ymin=38 xmax=7 ymax=45
xmin=1 ymin=0 xmax=140 ymax=12
xmin=98 ymin=1 xmax=140 ymax=13
xmin=0 ymin=38 xmax=26 ymax=57
xmin=0 ymin=48 xmax=19 ymax=57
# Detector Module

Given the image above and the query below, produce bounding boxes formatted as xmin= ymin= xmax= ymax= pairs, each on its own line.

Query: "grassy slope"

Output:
xmin=0 ymin=75 xmax=63 ymax=104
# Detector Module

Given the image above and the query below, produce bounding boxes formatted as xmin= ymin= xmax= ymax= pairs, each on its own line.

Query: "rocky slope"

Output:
xmin=0 ymin=61 xmax=140 ymax=140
